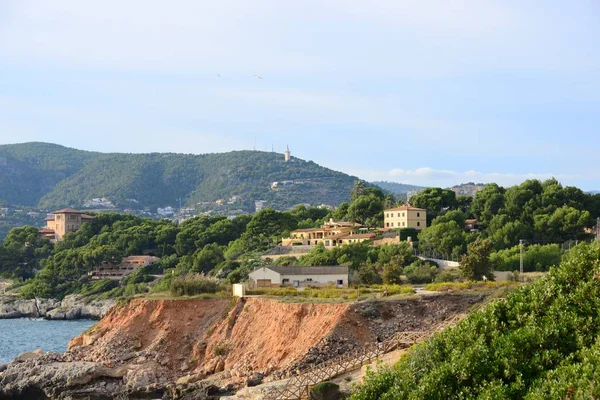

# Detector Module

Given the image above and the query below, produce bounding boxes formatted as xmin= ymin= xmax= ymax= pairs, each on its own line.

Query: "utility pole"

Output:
xmin=519 ymin=239 xmax=524 ymax=276
xmin=596 ymin=218 xmax=600 ymax=242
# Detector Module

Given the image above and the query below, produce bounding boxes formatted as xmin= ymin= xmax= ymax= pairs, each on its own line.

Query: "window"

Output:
xmin=417 ymin=212 xmax=420 ymax=217
xmin=390 ymin=213 xmax=394 ymax=217
xmin=417 ymin=222 xmax=421 ymax=227
xmin=282 ymin=279 xmax=289 ymax=284
xmin=386 ymin=223 xmax=389 ymax=227
xmin=306 ymin=278 xmax=313 ymax=282
xmin=391 ymin=222 xmax=394 ymax=227
xmin=337 ymin=280 xmax=343 ymax=286
xmin=402 ymin=222 xmax=405 ymax=227
xmin=402 ymin=212 xmax=405 ymax=217
xmin=386 ymin=213 xmax=389 ymax=218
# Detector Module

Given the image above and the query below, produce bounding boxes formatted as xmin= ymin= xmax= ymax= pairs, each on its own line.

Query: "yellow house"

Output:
xmin=39 ymin=208 xmax=93 ymax=241
xmin=281 ymin=219 xmax=366 ymax=247
xmin=383 ymin=205 xmax=427 ymax=230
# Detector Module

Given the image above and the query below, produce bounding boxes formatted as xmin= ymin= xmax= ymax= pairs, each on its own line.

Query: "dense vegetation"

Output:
xmin=351 ymin=242 xmax=600 ymax=399
xmin=0 ymin=142 xmax=359 ymax=211
xmin=0 ymin=175 xmax=599 ymax=299
xmin=0 ymin=185 xmax=443 ymax=299
xmin=412 ymin=179 xmax=600 ymax=270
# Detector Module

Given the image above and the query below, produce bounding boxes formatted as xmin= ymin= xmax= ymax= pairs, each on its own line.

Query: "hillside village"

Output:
xmin=0 ymin=146 xmax=599 ymax=302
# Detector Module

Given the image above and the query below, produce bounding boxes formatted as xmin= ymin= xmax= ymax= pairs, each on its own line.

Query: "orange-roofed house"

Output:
xmin=383 ymin=205 xmax=427 ymax=230
xmin=281 ymin=218 xmax=368 ymax=248
xmin=40 ymin=208 xmax=94 ymax=241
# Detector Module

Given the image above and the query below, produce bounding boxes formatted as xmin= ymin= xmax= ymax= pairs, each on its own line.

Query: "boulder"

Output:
xmin=246 ymin=372 xmax=264 ymax=387
xmin=14 ymin=349 xmax=43 ymax=363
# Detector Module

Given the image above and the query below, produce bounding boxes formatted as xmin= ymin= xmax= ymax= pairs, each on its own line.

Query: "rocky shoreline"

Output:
xmin=0 ymin=294 xmax=115 ymax=320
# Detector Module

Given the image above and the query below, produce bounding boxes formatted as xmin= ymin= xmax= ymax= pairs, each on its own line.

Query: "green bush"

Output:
xmin=490 ymin=243 xmax=562 ymax=272
xmin=351 ymin=243 xmax=600 ymax=399
xmin=79 ymin=279 xmax=119 ymax=297
xmin=434 ymin=269 xmax=460 ymax=283
xmin=310 ymin=381 xmax=341 ymax=400
xmin=170 ymin=275 xmax=223 ymax=296
xmin=403 ymin=260 xmax=438 ymax=284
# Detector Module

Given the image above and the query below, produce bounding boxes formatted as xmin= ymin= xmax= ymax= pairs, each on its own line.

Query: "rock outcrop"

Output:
xmin=0 ymin=295 xmax=114 ymax=320
xmin=0 ymin=296 xmax=60 ymax=319
xmin=45 ymin=295 xmax=115 ymax=320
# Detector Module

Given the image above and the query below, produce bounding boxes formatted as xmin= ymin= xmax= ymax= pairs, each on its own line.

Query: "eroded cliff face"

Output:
xmin=0 ymin=294 xmax=484 ymax=399
xmin=68 ymin=298 xmax=354 ymax=382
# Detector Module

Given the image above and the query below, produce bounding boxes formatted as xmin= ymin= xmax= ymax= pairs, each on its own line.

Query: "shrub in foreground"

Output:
xmin=351 ymin=243 xmax=600 ymax=399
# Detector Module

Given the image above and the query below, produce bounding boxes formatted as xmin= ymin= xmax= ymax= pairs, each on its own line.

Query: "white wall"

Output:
xmin=418 ymin=256 xmax=460 ymax=269
xmin=281 ymin=274 xmax=348 ymax=287
xmin=232 ymin=284 xmax=246 ymax=297
xmin=248 ymin=267 xmax=282 ymax=285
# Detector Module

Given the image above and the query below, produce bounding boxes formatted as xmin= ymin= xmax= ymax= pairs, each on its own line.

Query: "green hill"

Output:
xmin=0 ymin=142 xmax=359 ymax=211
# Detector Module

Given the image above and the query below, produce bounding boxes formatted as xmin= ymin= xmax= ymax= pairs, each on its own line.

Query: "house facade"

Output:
xmin=89 ymin=255 xmax=160 ymax=280
xmin=248 ymin=266 xmax=349 ymax=288
xmin=281 ymin=219 xmax=368 ymax=247
xmin=39 ymin=208 xmax=93 ymax=241
xmin=383 ymin=205 xmax=427 ymax=230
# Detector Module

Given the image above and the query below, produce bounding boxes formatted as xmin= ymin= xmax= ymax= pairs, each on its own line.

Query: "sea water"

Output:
xmin=0 ymin=318 xmax=95 ymax=363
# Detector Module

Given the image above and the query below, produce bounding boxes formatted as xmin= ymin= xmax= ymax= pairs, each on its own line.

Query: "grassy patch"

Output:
xmin=424 ymin=280 xmax=517 ymax=292
xmin=246 ymin=284 xmax=415 ymax=300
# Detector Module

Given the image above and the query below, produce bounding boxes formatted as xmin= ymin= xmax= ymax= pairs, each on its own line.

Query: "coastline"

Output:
xmin=0 ymin=294 xmax=115 ymax=320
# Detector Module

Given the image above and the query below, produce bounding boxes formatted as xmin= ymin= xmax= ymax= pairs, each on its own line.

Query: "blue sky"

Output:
xmin=1 ymin=0 xmax=599 ymax=189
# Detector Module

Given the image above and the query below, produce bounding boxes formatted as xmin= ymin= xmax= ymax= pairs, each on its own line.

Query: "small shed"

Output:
xmin=248 ymin=266 xmax=349 ymax=288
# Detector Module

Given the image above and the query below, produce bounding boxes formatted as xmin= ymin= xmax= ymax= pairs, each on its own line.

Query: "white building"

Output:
xmin=157 ymin=206 xmax=175 ymax=216
xmin=248 ymin=266 xmax=349 ymax=288
xmin=255 ymin=200 xmax=267 ymax=212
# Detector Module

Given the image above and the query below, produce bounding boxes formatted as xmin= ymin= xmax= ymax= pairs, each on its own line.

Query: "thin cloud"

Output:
xmin=341 ymin=166 xmax=581 ymax=188
xmin=387 ymin=167 xmax=576 ymax=187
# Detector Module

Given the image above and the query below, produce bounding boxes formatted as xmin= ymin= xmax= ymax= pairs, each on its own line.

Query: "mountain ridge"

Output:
xmin=0 ymin=142 xmax=361 ymax=211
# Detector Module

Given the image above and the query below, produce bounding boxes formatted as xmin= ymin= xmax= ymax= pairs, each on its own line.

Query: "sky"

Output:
xmin=1 ymin=0 xmax=599 ymax=189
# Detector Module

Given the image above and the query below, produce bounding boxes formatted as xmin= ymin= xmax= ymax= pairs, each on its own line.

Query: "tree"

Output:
xmin=191 ymin=244 xmax=225 ymax=274
xmin=346 ymin=194 xmax=383 ymax=227
xmin=410 ymin=188 xmax=457 ymax=223
xmin=351 ymin=180 xmax=367 ymax=201
xmin=382 ymin=261 xmax=403 ymax=285
xmin=533 ymin=206 xmax=592 ymax=243
xmin=418 ymin=221 xmax=467 ymax=259
xmin=470 ymin=183 xmax=505 ymax=225
xmin=459 ymin=238 xmax=496 ymax=280
xmin=299 ymin=244 xmax=338 ymax=266
xmin=358 ymin=262 xmax=381 ymax=285
xmin=431 ymin=210 xmax=466 ymax=227
xmin=487 ymin=215 xmax=532 ymax=249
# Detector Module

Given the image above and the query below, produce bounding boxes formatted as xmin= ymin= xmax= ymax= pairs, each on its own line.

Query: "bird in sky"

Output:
xmin=254 ymin=74 xmax=263 ymax=80
xmin=217 ymin=73 xmax=221 ymax=78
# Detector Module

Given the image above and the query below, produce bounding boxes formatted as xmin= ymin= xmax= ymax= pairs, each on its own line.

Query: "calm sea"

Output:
xmin=0 ymin=318 xmax=95 ymax=363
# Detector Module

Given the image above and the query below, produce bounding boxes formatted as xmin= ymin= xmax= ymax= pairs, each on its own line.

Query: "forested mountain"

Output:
xmin=371 ymin=181 xmax=426 ymax=195
xmin=0 ymin=142 xmax=359 ymax=211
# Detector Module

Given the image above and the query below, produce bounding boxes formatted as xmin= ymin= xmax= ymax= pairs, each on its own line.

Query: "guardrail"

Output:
xmin=264 ymin=313 xmax=468 ymax=400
